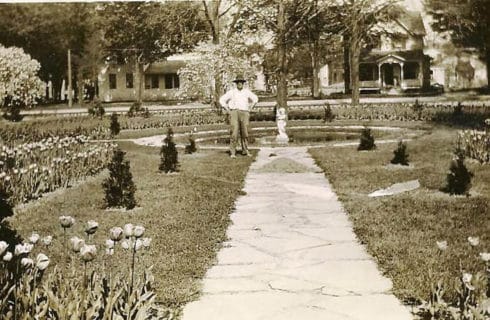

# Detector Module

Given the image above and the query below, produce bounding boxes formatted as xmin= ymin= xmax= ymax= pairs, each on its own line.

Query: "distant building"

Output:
xmin=321 ymin=9 xmax=432 ymax=95
xmin=98 ymin=59 xmax=186 ymax=103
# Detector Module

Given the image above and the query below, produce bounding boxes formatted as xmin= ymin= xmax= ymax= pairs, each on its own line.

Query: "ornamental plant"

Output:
xmin=358 ymin=127 xmax=376 ymax=151
xmin=0 ymin=45 xmax=44 ymax=122
xmin=88 ymin=98 xmax=105 ymax=118
xmin=159 ymin=127 xmax=179 ymax=173
xmin=184 ymin=133 xmax=197 ymax=154
xmin=442 ymin=146 xmax=473 ymax=196
xmin=323 ymin=103 xmax=335 ymax=123
xmin=110 ymin=112 xmax=121 ymax=137
xmin=391 ymin=140 xmax=410 ymax=166
xmin=102 ymin=148 xmax=137 ymax=209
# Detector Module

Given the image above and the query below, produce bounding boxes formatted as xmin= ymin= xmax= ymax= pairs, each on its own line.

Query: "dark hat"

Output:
xmin=232 ymin=74 xmax=247 ymax=83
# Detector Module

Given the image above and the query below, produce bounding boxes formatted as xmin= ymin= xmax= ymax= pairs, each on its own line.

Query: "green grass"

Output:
xmin=309 ymin=126 xmax=490 ymax=304
xmin=8 ymin=141 xmax=255 ymax=310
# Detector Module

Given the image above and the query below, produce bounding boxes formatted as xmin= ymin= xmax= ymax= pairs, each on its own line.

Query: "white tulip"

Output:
xmin=142 ymin=237 xmax=152 ymax=248
xmin=109 ymin=227 xmax=124 ymax=242
xmin=80 ymin=244 xmax=97 ymax=262
xmin=121 ymin=239 xmax=132 ymax=250
xmin=70 ymin=237 xmax=85 ymax=253
xmin=123 ymin=224 xmax=134 ymax=238
xmin=42 ymin=236 xmax=53 ymax=246
xmin=85 ymin=220 xmax=99 ymax=235
xmin=0 ymin=241 xmax=8 ymax=256
xmin=105 ymin=239 xmax=115 ymax=249
xmin=59 ymin=216 xmax=75 ymax=228
xmin=134 ymin=226 xmax=145 ymax=238
xmin=3 ymin=252 xmax=12 ymax=262
xmin=36 ymin=253 xmax=50 ymax=270
xmin=21 ymin=257 xmax=34 ymax=267
xmin=29 ymin=233 xmax=40 ymax=244
xmin=468 ymin=236 xmax=479 ymax=247
xmin=14 ymin=243 xmax=33 ymax=256
xmin=436 ymin=240 xmax=448 ymax=251
xmin=135 ymin=239 xmax=143 ymax=251
xmin=105 ymin=248 xmax=114 ymax=256
xmin=480 ymin=252 xmax=490 ymax=262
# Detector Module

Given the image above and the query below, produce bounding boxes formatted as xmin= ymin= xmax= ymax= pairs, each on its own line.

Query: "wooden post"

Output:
xmin=68 ymin=49 xmax=73 ymax=107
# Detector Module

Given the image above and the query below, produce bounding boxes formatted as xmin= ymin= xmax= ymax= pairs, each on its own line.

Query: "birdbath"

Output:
xmin=275 ymin=106 xmax=289 ymax=145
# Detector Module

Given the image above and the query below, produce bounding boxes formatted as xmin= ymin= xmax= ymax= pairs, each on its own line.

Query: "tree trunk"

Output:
xmin=311 ymin=39 xmax=321 ymax=98
xmin=486 ymin=49 xmax=490 ymax=91
xmin=343 ymin=35 xmax=351 ymax=94
xmin=349 ymin=16 xmax=361 ymax=106
xmin=135 ymin=55 xmax=143 ymax=104
xmin=277 ymin=1 xmax=288 ymax=112
xmin=77 ymin=69 xmax=84 ymax=106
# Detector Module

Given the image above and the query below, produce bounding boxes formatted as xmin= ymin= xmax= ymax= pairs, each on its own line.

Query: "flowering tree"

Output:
xmin=0 ymin=45 xmax=44 ymax=119
xmin=178 ymin=39 xmax=255 ymax=102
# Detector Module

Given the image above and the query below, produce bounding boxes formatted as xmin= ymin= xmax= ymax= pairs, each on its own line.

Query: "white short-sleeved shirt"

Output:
xmin=219 ymin=88 xmax=258 ymax=111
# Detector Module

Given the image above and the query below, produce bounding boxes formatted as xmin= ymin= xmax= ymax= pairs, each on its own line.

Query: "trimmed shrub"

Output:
xmin=358 ymin=127 xmax=376 ymax=151
xmin=323 ymin=103 xmax=335 ymax=122
xmin=184 ymin=133 xmax=197 ymax=154
xmin=442 ymin=147 xmax=473 ymax=195
xmin=159 ymin=128 xmax=179 ymax=173
xmin=127 ymin=101 xmax=142 ymax=117
xmin=391 ymin=140 xmax=409 ymax=166
xmin=110 ymin=113 xmax=121 ymax=137
xmin=102 ymin=148 xmax=137 ymax=209
xmin=88 ymin=99 xmax=105 ymax=118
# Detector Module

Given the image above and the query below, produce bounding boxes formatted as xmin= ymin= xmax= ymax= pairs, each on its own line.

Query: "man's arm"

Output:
xmin=248 ymin=90 xmax=259 ymax=110
xmin=219 ymin=90 xmax=232 ymax=110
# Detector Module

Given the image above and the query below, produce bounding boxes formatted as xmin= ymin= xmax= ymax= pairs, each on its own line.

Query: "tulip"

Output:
xmin=29 ymin=233 xmax=40 ymax=244
xmin=42 ymin=236 xmax=52 ymax=246
xmin=105 ymin=248 xmax=114 ymax=256
xmin=14 ymin=243 xmax=33 ymax=256
xmin=70 ymin=237 xmax=85 ymax=253
xmin=135 ymin=239 xmax=143 ymax=251
xmin=105 ymin=239 xmax=115 ymax=249
xmin=123 ymin=224 xmax=134 ymax=238
xmin=480 ymin=252 xmax=490 ymax=262
xmin=85 ymin=220 xmax=99 ymax=235
xmin=121 ymin=239 xmax=132 ymax=250
xmin=468 ymin=236 xmax=479 ymax=247
xmin=3 ymin=252 xmax=12 ymax=262
xmin=436 ymin=240 xmax=447 ymax=251
xmin=134 ymin=226 xmax=145 ymax=238
xmin=59 ymin=216 xmax=75 ymax=228
xmin=109 ymin=227 xmax=124 ymax=242
xmin=80 ymin=244 xmax=97 ymax=262
xmin=142 ymin=237 xmax=152 ymax=248
xmin=21 ymin=257 xmax=34 ymax=267
xmin=36 ymin=253 xmax=50 ymax=270
xmin=0 ymin=241 xmax=8 ymax=256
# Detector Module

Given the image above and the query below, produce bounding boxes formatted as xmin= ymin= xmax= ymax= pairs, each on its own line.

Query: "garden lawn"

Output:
xmin=8 ymin=141 xmax=254 ymax=311
xmin=309 ymin=126 xmax=490 ymax=304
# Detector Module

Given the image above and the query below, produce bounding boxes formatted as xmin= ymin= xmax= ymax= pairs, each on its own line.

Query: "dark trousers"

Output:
xmin=229 ymin=110 xmax=250 ymax=155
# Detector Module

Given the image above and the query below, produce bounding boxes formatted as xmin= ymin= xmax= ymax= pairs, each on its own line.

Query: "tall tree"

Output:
xmin=201 ymin=0 xmax=244 ymax=111
xmin=98 ymin=1 xmax=208 ymax=103
xmin=340 ymin=0 xmax=398 ymax=105
xmin=426 ymin=0 xmax=490 ymax=89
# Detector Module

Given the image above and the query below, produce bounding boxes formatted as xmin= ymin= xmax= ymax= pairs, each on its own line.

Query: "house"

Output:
xmin=321 ymin=9 xmax=432 ymax=95
xmin=98 ymin=59 xmax=186 ymax=103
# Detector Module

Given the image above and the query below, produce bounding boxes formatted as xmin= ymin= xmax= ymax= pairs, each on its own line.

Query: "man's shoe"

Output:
xmin=230 ymin=154 xmax=236 ymax=159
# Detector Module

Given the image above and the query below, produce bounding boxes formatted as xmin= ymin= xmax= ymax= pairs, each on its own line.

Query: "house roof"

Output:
xmin=395 ymin=10 xmax=426 ymax=36
xmin=360 ymin=49 xmax=428 ymax=63
xmin=145 ymin=60 xmax=186 ymax=74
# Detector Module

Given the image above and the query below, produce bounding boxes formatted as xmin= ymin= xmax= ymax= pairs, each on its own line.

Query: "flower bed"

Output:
xmin=458 ymin=129 xmax=490 ymax=163
xmin=0 ymin=136 xmax=116 ymax=205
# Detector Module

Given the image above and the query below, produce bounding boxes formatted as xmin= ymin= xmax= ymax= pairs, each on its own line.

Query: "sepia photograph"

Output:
xmin=0 ymin=0 xmax=489 ymax=319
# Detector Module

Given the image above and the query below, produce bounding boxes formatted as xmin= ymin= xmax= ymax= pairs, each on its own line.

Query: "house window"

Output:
xmin=126 ymin=73 xmax=134 ymax=88
xmin=109 ymin=74 xmax=117 ymax=90
xmin=359 ymin=64 xmax=379 ymax=81
xmin=164 ymin=73 xmax=180 ymax=89
xmin=403 ymin=62 xmax=420 ymax=79
xmin=145 ymin=74 xmax=159 ymax=89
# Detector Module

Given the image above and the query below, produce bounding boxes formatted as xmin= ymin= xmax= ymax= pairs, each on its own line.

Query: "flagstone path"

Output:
xmin=182 ymin=146 xmax=413 ymax=320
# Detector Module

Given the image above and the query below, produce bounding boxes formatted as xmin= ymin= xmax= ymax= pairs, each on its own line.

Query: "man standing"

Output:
xmin=219 ymin=74 xmax=258 ymax=158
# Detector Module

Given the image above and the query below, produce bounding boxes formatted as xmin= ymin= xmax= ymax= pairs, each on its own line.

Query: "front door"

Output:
xmin=381 ymin=64 xmax=394 ymax=86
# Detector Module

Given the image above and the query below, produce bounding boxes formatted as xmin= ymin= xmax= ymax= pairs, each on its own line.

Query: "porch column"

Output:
xmin=378 ymin=64 xmax=382 ymax=88
xmin=400 ymin=62 xmax=404 ymax=87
